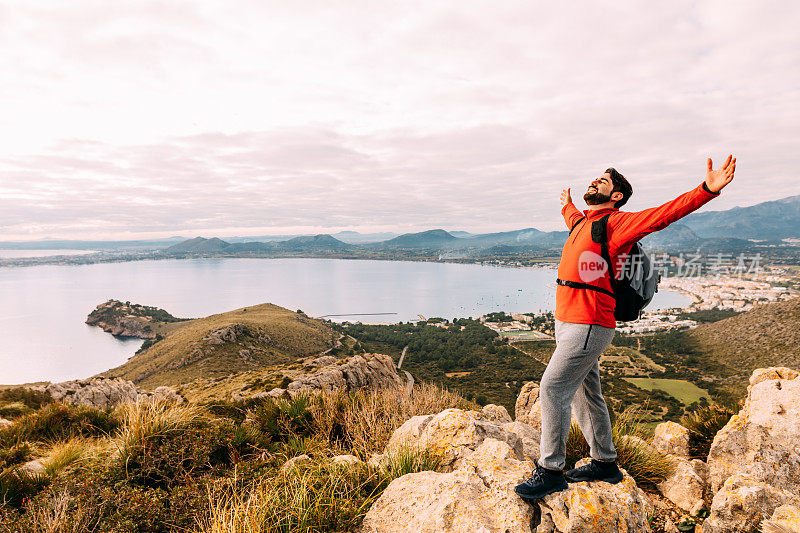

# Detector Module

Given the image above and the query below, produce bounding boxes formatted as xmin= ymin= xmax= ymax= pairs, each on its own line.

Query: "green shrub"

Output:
xmin=680 ymin=402 xmax=736 ymax=459
xmin=0 ymin=387 xmax=53 ymax=410
xmin=247 ymin=394 xmax=314 ymax=442
xmin=0 ymin=443 xmax=31 ymax=470
xmin=0 ymin=402 xmax=119 ymax=446
xmin=0 ymin=402 xmax=32 ymax=419
xmin=201 ymin=446 xmax=440 ymax=533
xmin=0 ymin=467 xmax=49 ymax=508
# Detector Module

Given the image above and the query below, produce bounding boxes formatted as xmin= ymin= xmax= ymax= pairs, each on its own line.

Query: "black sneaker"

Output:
xmin=514 ymin=463 xmax=568 ymax=501
xmin=564 ymin=459 xmax=624 ymax=484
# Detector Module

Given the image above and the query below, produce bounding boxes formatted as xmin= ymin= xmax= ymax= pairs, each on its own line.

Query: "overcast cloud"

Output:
xmin=1 ymin=0 xmax=798 ymax=240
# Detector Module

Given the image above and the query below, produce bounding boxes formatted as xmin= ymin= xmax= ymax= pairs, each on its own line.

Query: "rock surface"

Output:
xmin=707 ymin=367 xmax=800 ymax=495
xmin=385 ymin=408 xmax=523 ymax=471
xmin=703 ymin=474 xmax=800 ymax=533
xmin=280 ymin=454 xmax=311 ymax=472
xmin=515 ymin=382 xmax=542 ymax=429
xmin=761 ymin=504 xmax=800 ymax=533
xmin=536 ymin=457 xmax=654 ymax=533
xmin=287 ymin=353 xmax=403 ymax=393
xmin=502 ymin=421 xmax=541 ymax=461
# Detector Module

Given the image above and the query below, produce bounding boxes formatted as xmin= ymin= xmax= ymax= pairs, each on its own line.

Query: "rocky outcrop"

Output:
xmin=702 ymin=367 xmax=800 ymax=533
xmin=361 ymin=438 xmax=536 ymax=532
xmin=30 ymin=378 xmax=183 ymax=409
xmin=85 ymin=299 xmax=184 ymax=339
xmin=707 ymin=367 xmax=800 ymax=495
xmin=286 ymin=353 xmax=403 ymax=393
xmin=503 ymin=420 xmax=541 ymax=461
xmin=363 ymin=408 xmax=653 ymax=533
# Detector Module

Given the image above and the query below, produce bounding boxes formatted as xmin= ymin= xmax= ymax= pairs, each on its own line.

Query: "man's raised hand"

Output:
xmin=705 ymin=155 xmax=736 ymax=193
xmin=561 ymin=188 xmax=572 ymax=208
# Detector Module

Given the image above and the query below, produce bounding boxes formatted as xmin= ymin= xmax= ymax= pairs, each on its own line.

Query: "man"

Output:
xmin=514 ymin=155 xmax=737 ymax=501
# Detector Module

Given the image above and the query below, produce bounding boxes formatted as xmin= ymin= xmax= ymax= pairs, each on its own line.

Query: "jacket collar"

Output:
xmin=582 ymin=207 xmax=619 ymax=217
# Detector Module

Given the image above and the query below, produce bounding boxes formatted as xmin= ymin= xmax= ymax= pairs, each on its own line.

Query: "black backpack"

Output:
xmin=559 ymin=214 xmax=660 ymax=322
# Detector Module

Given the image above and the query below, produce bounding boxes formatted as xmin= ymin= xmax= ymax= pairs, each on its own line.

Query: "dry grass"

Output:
xmin=311 ymin=382 xmax=473 ymax=455
xmin=199 ymin=445 xmax=440 ymax=533
xmin=113 ymin=398 xmax=207 ymax=467
xmin=20 ymin=490 xmax=92 ymax=533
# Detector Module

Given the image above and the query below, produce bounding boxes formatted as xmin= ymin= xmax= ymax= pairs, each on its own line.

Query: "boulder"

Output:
xmin=707 ymin=367 xmax=800 ymax=495
xmin=361 ymin=439 xmax=536 ymax=533
xmin=657 ymin=455 xmax=707 ymax=512
xmin=761 ymin=504 xmax=800 ymax=533
xmin=280 ymin=454 xmax=311 ymax=473
xmin=514 ymin=381 xmax=578 ymax=431
xmin=482 ymin=404 xmax=512 ymax=423
xmin=702 ymin=474 xmax=800 ymax=533
xmin=287 ymin=353 xmax=403 ymax=393
xmin=252 ymin=388 xmax=291 ymax=400
xmin=332 ymin=454 xmax=361 ymax=466
xmin=503 ymin=421 xmax=541 ymax=461
xmin=385 ymin=408 xmax=523 ymax=471
xmin=145 ymin=386 xmax=184 ymax=403
xmin=652 ymin=421 xmax=691 ymax=459
xmin=515 ymin=382 xmax=541 ymax=428
xmin=536 ymin=457 xmax=654 ymax=533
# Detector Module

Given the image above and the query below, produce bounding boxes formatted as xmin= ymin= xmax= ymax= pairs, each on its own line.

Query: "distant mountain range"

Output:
xmin=6 ymin=193 xmax=800 ymax=255
xmin=681 ymin=194 xmax=800 ymax=240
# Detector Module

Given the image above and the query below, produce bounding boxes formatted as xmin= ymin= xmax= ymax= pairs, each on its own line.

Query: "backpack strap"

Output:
xmin=556 ymin=278 xmax=615 ymax=298
xmin=569 ymin=217 xmax=585 ymax=235
xmin=591 ymin=214 xmax=617 ymax=293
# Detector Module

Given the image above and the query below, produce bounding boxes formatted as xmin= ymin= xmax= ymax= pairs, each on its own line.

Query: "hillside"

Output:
xmin=100 ymin=303 xmax=334 ymax=389
xmin=685 ymin=296 xmax=800 ymax=396
xmin=380 ymin=229 xmax=458 ymax=248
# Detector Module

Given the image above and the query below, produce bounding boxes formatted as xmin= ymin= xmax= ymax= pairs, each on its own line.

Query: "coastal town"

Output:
xmin=481 ymin=268 xmax=800 ymax=337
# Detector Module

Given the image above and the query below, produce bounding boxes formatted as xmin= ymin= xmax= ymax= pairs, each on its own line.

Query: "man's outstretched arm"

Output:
xmin=560 ymin=187 xmax=583 ymax=229
xmin=609 ymin=155 xmax=736 ymax=251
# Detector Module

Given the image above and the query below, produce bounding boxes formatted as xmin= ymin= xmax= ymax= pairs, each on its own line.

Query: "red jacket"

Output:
xmin=556 ymin=181 xmax=720 ymax=328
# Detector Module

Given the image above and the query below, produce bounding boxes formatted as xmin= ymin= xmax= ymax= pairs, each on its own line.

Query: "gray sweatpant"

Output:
xmin=538 ymin=319 xmax=617 ymax=471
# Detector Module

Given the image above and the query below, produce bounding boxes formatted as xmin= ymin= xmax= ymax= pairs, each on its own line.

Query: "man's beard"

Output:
xmin=583 ymin=190 xmax=613 ymax=205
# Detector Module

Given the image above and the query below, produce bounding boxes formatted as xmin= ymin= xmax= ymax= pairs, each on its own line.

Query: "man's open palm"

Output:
xmin=705 ymin=155 xmax=736 ymax=193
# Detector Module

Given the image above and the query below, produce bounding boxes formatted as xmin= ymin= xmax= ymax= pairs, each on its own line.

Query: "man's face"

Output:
xmin=583 ymin=172 xmax=617 ymax=206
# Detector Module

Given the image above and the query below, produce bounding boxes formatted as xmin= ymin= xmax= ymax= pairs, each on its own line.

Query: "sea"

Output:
xmin=0 ymin=257 xmax=690 ymax=384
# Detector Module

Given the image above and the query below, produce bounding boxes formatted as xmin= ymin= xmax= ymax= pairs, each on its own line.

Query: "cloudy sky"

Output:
xmin=1 ymin=0 xmax=798 ymax=241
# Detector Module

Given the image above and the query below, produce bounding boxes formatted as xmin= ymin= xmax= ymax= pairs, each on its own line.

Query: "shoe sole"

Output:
xmin=564 ymin=472 xmax=623 ymax=484
xmin=514 ymin=482 xmax=569 ymax=501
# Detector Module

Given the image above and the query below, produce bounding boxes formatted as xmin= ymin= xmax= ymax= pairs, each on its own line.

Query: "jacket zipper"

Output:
xmin=583 ymin=324 xmax=593 ymax=350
